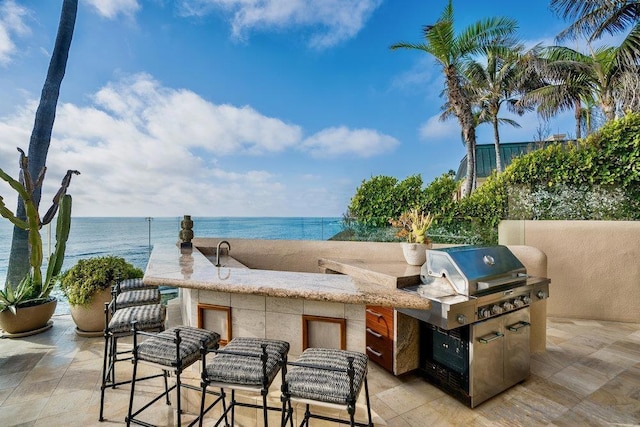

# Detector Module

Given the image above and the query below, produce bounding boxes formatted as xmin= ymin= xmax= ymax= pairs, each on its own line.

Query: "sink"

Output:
xmin=196 ymin=247 xmax=249 ymax=269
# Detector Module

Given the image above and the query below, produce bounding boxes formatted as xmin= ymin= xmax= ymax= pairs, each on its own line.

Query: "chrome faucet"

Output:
xmin=215 ymin=240 xmax=231 ymax=267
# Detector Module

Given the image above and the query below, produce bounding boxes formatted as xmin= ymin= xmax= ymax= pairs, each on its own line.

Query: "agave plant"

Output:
xmin=0 ymin=147 xmax=79 ymax=312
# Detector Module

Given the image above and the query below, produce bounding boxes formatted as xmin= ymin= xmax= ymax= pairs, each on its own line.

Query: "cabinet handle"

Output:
xmin=507 ymin=321 xmax=530 ymax=332
xmin=366 ymin=308 xmax=383 ymax=319
xmin=366 ymin=346 xmax=383 ymax=357
xmin=366 ymin=328 xmax=382 ymax=338
xmin=478 ymin=332 xmax=504 ymax=343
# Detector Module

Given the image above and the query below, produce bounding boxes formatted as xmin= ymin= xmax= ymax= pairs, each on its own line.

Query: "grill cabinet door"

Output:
xmin=470 ymin=316 xmax=504 ymax=406
xmin=504 ymin=308 xmax=530 ymax=387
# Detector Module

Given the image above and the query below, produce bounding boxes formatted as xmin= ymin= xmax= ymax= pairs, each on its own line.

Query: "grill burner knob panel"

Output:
xmin=479 ymin=308 xmax=491 ymax=319
xmin=491 ymin=305 xmax=504 ymax=315
xmin=502 ymin=301 xmax=515 ymax=311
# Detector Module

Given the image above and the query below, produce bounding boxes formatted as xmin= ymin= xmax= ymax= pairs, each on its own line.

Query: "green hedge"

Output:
xmin=345 ymin=112 xmax=640 ymax=244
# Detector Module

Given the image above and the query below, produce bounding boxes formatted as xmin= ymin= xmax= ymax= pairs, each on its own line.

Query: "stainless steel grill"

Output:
xmin=397 ymin=245 xmax=550 ymax=408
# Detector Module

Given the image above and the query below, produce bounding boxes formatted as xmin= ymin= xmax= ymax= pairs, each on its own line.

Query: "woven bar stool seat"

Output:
xmin=99 ymin=298 xmax=166 ymax=422
xmin=281 ymin=348 xmax=373 ymax=427
xmin=118 ymin=278 xmax=156 ymax=292
xmin=126 ymin=326 xmax=220 ymax=427
xmin=115 ymin=288 xmax=161 ymax=309
xmin=108 ymin=304 xmax=165 ymax=335
xmin=197 ymin=337 xmax=290 ymax=427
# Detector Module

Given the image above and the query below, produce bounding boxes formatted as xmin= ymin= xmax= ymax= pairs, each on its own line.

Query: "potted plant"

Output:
xmin=0 ymin=148 xmax=79 ymax=336
xmin=59 ymin=255 xmax=143 ymax=335
xmin=390 ymin=208 xmax=434 ymax=265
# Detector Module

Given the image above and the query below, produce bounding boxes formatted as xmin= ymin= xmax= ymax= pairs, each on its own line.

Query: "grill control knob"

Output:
xmin=536 ymin=290 xmax=547 ymax=300
xmin=522 ymin=295 xmax=531 ymax=305
xmin=513 ymin=299 xmax=524 ymax=308
xmin=479 ymin=308 xmax=491 ymax=319
xmin=491 ymin=304 xmax=503 ymax=315
xmin=502 ymin=301 xmax=514 ymax=311
xmin=456 ymin=314 xmax=467 ymax=325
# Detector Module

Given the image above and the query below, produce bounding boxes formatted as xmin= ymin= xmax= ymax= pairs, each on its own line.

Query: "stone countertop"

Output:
xmin=144 ymin=244 xmax=431 ymax=309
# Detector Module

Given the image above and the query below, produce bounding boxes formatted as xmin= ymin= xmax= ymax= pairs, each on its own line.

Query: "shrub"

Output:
xmin=348 ymin=175 xmax=425 ymax=227
xmin=59 ymin=256 xmax=143 ymax=307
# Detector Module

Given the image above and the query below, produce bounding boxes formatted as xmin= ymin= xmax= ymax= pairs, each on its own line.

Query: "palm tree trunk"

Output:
xmin=492 ymin=117 xmax=502 ymax=173
xmin=602 ymin=96 xmax=616 ymax=121
xmin=574 ymin=99 xmax=582 ymax=140
xmin=445 ymin=66 xmax=476 ymax=197
xmin=6 ymin=0 xmax=78 ymax=287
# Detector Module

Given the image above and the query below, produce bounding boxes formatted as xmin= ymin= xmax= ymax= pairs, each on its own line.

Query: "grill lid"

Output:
xmin=420 ymin=245 xmax=526 ymax=296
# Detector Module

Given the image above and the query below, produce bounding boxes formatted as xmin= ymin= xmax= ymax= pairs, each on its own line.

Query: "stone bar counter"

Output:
xmin=144 ymin=242 xmax=430 ymax=371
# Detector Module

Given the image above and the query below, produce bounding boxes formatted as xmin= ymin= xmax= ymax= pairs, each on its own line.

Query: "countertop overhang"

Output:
xmin=144 ymin=244 xmax=431 ymax=309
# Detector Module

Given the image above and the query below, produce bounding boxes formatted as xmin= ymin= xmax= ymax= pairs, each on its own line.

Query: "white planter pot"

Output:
xmin=401 ymin=243 xmax=430 ymax=265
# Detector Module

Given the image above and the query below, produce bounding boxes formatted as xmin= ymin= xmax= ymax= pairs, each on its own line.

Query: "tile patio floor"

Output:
xmin=1 ymin=315 xmax=639 ymax=426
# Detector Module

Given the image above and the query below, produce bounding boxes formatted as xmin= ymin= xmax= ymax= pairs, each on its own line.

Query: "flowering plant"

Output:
xmin=390 ymin=208 xmax=434 ymax=244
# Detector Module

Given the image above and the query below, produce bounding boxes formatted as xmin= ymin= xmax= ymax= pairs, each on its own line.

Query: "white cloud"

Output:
xmin=90 ymin=73 xmax=303 ymax=155
xmin=302 ymin=126 xmax=398 ymax=158
xmin=179 ymin=0 xmax=382 ymax=48
xmin=419 ymin=115 xmax=461 ymax=143
xmin=84 ymin=0 xmax=140 ymax=19
xmin=0 ymin=73 xmax=389 ymax=216
xmin=0 ymin=0 xmax=30 ymax=65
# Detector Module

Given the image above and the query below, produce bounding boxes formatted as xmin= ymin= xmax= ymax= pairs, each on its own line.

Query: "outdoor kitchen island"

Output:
xmin=143 ymin=243 xmax=431 ymax=370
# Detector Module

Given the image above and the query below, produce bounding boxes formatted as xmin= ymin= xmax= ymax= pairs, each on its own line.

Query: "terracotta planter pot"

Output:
xmin=401 ymin=242 xmax=431 ymax=265
xmin=69 ymin=287 xmax=112 ymax=334
xmin=0 ymin=297 xmax=57 ymax=335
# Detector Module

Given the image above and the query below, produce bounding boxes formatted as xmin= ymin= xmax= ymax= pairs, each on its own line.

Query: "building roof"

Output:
xmin=455 ymin=140 xmax=563 ymax=181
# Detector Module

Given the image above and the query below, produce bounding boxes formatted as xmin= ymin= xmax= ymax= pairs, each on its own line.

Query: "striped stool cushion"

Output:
xmin=116 ymin=289 xmax=161 ymax=308
xmin=137 ymin=327 xmax=220 ymax=368
xmin=108 ymin=304 xmax=165 ymax=335
xmin=119 ymin=278 xmax=155 ymax=292
xmin=286 ymin=348 xmax=368 ymax=405
xmin=205 ymin=337 xmax=289 ymax=386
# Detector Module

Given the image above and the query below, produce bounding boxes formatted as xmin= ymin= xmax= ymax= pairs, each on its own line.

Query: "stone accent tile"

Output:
xmin=344 ymin=304 xmax=365 ymax=320
xmin=265 ymin=311 xmax=302 ymax=356
xmin=265 ymin=297 xmax=303 ymax=314
xmin=231 ymin=293 xmax=265 ymax=311
xmin=198 ymin=290 xmax=230 ymax=306
xmin=232 ymin=308 xmax=265 ymax=339
xmin=346 ymin=319 xmax=366 ymax=353
xmin=303 ymin=300 xmax=344 ymax=318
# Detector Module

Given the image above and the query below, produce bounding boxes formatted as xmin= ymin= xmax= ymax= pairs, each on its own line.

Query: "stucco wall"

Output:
xmin=499 ymin=220 xmax=640 ymax=323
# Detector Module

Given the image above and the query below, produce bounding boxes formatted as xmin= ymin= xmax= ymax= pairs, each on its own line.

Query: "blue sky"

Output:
xmin=0 ymin=0 xmax=581 ymax=217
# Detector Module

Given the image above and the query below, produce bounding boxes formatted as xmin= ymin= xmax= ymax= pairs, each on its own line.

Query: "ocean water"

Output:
xmin=0 ymin=217 xmax=343 ymax=313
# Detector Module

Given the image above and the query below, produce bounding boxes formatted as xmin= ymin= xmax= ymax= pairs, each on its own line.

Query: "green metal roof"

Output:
xmin=455 ymin=141 xmax=562 ymax=181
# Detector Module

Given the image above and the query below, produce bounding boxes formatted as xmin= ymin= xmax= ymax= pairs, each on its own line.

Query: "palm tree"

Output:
xmin=525 ymin=44 xmax=625 ymax=136
xmin=551 ymin=0 xmax=640 ymax=64
xmin=464 ymin=45 xmax=539 ymax=172
xmin=6 ymin=0 xmax=78 ymax=286
xmin=390 ymin=0 xmax=517 ymax=196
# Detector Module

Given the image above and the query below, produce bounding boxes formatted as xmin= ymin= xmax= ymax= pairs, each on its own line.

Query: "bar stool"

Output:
xmin=118 ymin=277 xmax=157 ymax=292
xmin=280 ymin=348 xmax=373 ymax=427
xmin=99 ymin=295 xmax=166 ymax=422
xmin=126 ymin=324 xmax=220 ymax=427
xmin=115 ymin=288 xmax=161 ymax=308
xmin=197 ymin=337 xmax=290 ymax=426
